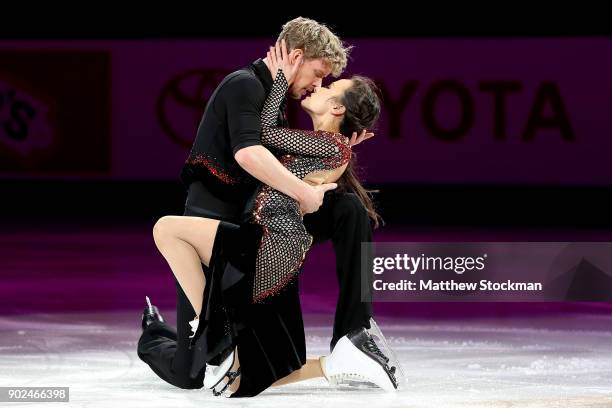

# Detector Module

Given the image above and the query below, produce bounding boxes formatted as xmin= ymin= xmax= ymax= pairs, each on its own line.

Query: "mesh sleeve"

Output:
xmin=260 ymin=69 xmax=351 ymax=167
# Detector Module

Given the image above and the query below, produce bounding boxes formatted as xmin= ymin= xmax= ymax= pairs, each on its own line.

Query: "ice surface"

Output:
xmin=1 ymin=312 xmax=611 ymax=407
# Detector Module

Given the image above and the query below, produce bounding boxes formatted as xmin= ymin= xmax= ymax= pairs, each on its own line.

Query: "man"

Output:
xmin=138 ymin=17 xmax=394 ymax=391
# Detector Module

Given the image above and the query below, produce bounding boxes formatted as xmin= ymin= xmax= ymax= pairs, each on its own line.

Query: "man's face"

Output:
xmin=288 ymin=57 xmax=332 ymax=100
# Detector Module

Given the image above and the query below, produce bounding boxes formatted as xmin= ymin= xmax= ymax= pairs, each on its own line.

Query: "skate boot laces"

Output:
xmin=364 ymin=334 xmax=390 ymax=364
xmin=365 ymin=332 xmax=399 ymax=388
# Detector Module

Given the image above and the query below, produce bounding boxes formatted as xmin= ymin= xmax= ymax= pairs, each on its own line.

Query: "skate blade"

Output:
xmin=367 ymin=317 xmax=407 ymax=389
xmin=204 ymin=349 xmax=235 ymax=389
xmin=335 ymin=379 xmax=379 ymax=389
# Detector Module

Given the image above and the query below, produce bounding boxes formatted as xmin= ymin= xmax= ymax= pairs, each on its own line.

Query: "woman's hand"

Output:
xmin=266 ymin=39 xmax=303 ymax=85
xmin=348 ymin=129 xmax=375 ymax=147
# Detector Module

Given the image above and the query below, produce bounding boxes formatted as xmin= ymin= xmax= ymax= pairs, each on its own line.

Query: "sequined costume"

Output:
xmin=250 ymin=68 xmax=351 ymax=303
xmin=188 ymin=68 xmax=351 ymax=397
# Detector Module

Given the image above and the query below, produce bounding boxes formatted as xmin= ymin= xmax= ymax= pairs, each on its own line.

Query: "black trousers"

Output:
xmin=137 ymin=182 xmax=373 ymax=389
xmin=302 ymin=190 xmax=373 ymax=351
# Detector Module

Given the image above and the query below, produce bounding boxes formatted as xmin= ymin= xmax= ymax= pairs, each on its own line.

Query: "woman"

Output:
xmin=152 ymin=42 xmax=383 ymax=397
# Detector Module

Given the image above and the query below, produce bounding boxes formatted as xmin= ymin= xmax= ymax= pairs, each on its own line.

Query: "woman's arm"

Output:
xmin=260 ymin=69 xmax=351 ymax=166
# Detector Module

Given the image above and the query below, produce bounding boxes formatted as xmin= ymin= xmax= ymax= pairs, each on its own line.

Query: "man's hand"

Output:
xmin=348 ymin=129 xmax=375 ymax=147
xmin=298 ymin=182 xmax=338 ymax=214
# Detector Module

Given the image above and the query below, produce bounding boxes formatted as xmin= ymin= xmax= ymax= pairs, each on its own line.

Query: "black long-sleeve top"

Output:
xmin=180 ymin=58 xmax=288 ymax=219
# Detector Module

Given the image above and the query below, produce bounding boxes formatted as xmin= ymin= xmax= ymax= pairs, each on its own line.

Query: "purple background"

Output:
xmin=1 ymin=38 xmax=611 ymax=319
xmin=0 ymin=39 xmax=611 ymax=185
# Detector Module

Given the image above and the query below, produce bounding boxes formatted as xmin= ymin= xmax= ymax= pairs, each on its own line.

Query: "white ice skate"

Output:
xmin=187 ymin=316 xmax=240 ymax=396
xmin=204 ymin=346 xmax=240 ymax=397
xmin=320 ymin=325 xmax=399 ymax=392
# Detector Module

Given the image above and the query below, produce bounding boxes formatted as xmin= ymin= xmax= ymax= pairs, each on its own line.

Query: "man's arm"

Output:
xmin=235 ymin=145 xmax=310 ymax=202
xmin=235 ymin=146 xmax=336 ymax=214
xmin=224 ymin=74 xmax=335 ymax=214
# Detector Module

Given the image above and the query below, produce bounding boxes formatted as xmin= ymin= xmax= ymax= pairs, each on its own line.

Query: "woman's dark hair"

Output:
xmin=337 ymin=75 xmax=383 ymax=229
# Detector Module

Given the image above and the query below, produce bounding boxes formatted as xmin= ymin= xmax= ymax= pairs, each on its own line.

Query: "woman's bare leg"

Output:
xmin=152 ymin=215 xmax=220 ymax=317
xmin=221 ymin=353 xmax=325 ymax=391
xmin=154 ymin=215 xmax=245 ymax=392
xmin=271 ymin=358 xmax=325 ymax=387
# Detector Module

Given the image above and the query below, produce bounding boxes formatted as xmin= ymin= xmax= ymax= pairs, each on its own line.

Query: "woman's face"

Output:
xmin=301 ymin=79 xmax=353 ymax=116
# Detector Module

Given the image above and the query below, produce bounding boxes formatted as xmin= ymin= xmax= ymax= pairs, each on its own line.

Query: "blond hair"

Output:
xmin=278 ymin=17 xmax=352 ymax=77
